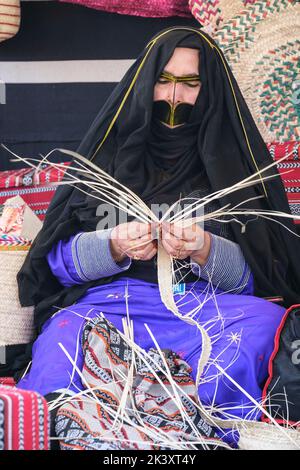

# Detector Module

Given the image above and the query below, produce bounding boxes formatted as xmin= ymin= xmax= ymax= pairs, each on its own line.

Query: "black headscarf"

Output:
xmin=17 ymin=27 xmax=300 ymax=339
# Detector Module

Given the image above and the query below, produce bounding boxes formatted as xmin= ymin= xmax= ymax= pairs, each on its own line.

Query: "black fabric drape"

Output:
xmin=17 ymin=26 xmax=300 ymax=349
xmin=262 ymin=305 xmax=300 ymax=423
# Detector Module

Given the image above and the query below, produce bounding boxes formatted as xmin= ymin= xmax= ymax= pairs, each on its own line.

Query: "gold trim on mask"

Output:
xmin=153 ymin=100 xmax=194 ymax=127
xmin=91 ymin=26 xmax=267 ymax=198
xmin=159 ymin=71 xmax=201 ymax=84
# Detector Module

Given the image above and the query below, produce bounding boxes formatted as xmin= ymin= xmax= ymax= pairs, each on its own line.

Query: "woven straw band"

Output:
xmin=238 ymin=422 xmax=300 ymax=450
xmin=0 ymin=250 xmax=34 ymax=346
xmin=0 ymin=1 xmax=20 ymax=43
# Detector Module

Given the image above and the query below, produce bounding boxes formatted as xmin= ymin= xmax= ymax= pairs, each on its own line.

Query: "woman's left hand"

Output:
xmin=160 ymin=222 xmax=211 ymax=266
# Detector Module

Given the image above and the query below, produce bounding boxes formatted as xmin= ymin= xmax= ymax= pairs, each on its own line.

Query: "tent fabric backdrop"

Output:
xmin=59 ymin=0 xmax=192 ymax=17
xmin=0 ymin=1 xmax=198 ymax=170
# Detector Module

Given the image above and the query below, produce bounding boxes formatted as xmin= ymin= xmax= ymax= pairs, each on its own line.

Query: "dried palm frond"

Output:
xmin=52 ymin=301 xmax=300 ymax=450
xmin=4 ymin=143 xmax=299 ymax=386
xmin=3 ymin=144 xmax=300 ymax=449
xmin=55 ymin=318 xmax=228 ymax=450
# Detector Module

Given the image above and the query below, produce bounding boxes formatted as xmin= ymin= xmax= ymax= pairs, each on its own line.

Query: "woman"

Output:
xmin=16 ymin=27 xmax=300 ymax=447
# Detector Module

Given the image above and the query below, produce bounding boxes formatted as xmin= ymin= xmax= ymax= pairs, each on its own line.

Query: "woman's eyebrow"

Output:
xmin=162 ymin=69 xmax=199 ymax=78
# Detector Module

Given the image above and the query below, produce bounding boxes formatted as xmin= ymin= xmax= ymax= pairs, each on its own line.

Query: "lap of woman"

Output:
xmin=17 ymin=277 xmax=286 ymax=421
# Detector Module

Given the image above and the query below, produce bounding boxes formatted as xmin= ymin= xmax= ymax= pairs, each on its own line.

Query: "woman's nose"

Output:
xmin=167 ymin=82 xmax=184 ymax=104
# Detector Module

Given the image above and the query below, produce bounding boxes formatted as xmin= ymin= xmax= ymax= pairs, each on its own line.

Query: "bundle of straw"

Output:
xmin=5 ymin=144 xmax=300 ymax=450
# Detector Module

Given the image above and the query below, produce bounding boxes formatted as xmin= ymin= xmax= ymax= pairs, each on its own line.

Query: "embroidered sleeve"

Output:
xmin=46 ymin=229 xmax=131 ymax=287
xmin=190 ymin=233 xmax=254 ymax=295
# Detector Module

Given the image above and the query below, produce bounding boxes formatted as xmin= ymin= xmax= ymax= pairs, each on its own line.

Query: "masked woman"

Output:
xmin=16 ymin=28 xmax=300 ymax=447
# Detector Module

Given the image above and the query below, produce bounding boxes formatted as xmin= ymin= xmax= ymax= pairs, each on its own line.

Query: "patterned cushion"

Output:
xmin=0 ymin=163 xmax=69 ymax=221
xmin=267 ymin=141 xmax=300 ymax=223
xmin=0 ymin=385 xmax=49 ymax=450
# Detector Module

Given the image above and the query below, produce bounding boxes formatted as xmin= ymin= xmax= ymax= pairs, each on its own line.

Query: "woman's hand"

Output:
xmin=160 ymin=221 xmax=211 ymax=266
xmin=110 ymin=221 xmax=158 ymax=262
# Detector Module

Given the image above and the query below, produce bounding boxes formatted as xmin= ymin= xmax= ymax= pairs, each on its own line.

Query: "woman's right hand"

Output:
xmin=109 ymin=222 xmax=158 ymax=262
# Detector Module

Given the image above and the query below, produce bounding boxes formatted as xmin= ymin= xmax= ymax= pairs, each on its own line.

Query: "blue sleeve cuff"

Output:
xmin=71 ymin=229 xmax=132 ymax=282
xmin=190 ymin=233 xmax=252 ymax=292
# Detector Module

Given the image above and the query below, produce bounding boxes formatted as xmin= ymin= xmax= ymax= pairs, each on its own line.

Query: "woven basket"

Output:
xmin=190 ymin=0 xmax=300 ymax=143
xmin=238 ymin=422 xmax=300 ymax=450
xmin=0 ymin=0 xmax=20 ymax=43
xmin=0 ymin=250 xmax=34 ymax=346
xmin=189 ymin=0 xmax=246 ymax=34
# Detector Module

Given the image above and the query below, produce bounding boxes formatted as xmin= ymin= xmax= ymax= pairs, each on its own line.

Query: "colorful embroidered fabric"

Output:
xmin=0 ymin=203 xmax=24 ymax=237
xmin=0 ymin=163 xmax=70 ymax=221
xmin=55 ymin=316 xmax=221 ymax=450
xmin=0 ymin=185 xmax=57 ymax=221
xmin=0 ymin=385 xmax=49 ymax=450
xmin=59 ymin=0 xmax=191 ymax=17
xmin=0 ymin=234 xmax=31 ymax=250
xmin=267 ymin=141 xmax=300 ymax=223
xmin=0 ymin=162 xmax=69 ymax=189
xmin=0 ymin=195 xmax=42 ymax=240
xmin=0 ymin=377 xmax=16 ymax=387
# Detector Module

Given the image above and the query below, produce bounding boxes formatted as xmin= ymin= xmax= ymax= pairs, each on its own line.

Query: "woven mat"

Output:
xmin=190 ymin=0 xmax=300 ymax=143
xmin=0 ymin=249 xmax=34 ymax=346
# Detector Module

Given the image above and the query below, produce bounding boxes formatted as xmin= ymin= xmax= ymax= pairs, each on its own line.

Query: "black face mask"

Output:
xmin=152 ymin=100 xmax=194 ymax=127
xmin=152 ymin=71 xmax=201 ymax=127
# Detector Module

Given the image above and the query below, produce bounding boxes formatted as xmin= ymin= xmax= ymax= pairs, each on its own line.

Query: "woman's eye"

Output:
xmin=157 ymin=79 xmax=169 ymax=84
xmin=184 ymin=82 xmax=201 ymax=88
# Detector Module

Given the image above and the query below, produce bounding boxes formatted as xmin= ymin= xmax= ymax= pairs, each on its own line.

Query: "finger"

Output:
xmin=162 ymin=222 xmax=186 ymax=240
xmin=162 ymin=243 xmax=189 ymax=259
xmin=143 ymin=247 xmax=158 ymax=260
xmin=161 ymin=230 xmax=184 ymax=251
xmin=161 ymin=237 xmax=192 ymax=259
xmin=163 ymin=221 xmax=203 ymax=243
xmin=163 ymin=224 xmax=205 ymax=252
xmin=128 ymin=234 xmax=156 ymax=250
xmin=130 ymin=241 xmax=157 ymax=259
xmin=161 ymin=237 xmax=179 ymax=256
xmin=142 ymin=241 xmax=157 ymax=257
xmin=128 ymin=245 xmax=157 ymax=260
xmin=183 ymin=226 xmax=205 ymax=246
xmin=117 ymin=230 xmax=152 ymax=249
xmin=127 ymin=222 xmax=152 ymax=239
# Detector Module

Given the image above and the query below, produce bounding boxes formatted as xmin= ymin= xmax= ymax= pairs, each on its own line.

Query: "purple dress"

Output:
xmin=17 ymin=230 xmax=286 ymax=440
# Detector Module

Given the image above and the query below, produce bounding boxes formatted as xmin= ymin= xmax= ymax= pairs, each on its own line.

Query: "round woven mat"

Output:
xmin=238 ymin=422 xmax=300 ymax=450
xmin=0 ymin=1 xmax=21 ymax=43
xmin=190 ymin=0 xmax=300 ymax=143
xmin=189 ymin=0 xmax=246 ymax=34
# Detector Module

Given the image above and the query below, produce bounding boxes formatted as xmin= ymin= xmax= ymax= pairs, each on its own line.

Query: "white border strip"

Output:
xmin=0 ymin=59 xmax=134 ymax=84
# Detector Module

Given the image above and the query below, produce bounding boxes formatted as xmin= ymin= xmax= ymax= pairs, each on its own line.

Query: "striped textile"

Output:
xmin=267 ymin=141 xmax=300 ymax=224
xmin=0 ymin=385 xmax=49 ymax=450
xmin=0 ymin=0 xmax=20 ymax=43
xmin=0 ymin=162 xmax=70 ymax=188
xmin=0 ymin=1 xmax=198 ymax=170
xmin=0 ymin=184 xmax=59 ymax=220
xmin=0 ymin=234 xmax=31 ymax=249
xmin=55 ymin=316 xmax=220 ymax=450
xmin=0 ymin=162 xmax=70 ymax=220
